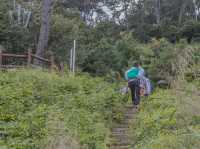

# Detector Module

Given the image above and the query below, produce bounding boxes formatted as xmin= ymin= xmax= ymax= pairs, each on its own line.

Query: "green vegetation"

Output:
xmin=0 ymin=0 xmax=200 ymax=148
xmin=130 ymin=78 xmax=200 ymax=149
xmin=0 ymin=69 xmax=127 ymax=149
xmin=0 ymin=0 xmax=200 ymax=78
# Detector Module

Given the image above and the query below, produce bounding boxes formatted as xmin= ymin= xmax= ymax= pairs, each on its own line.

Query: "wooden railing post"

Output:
xmin=60 ymin=62 xmax=64 ymax=75
xmin=27 ymin=49 xmax=32 ymax=67
xmin=0 ymin=50 xmax=2 ymax=68
xmin=50 ymin=54 xmax=54 ymax=72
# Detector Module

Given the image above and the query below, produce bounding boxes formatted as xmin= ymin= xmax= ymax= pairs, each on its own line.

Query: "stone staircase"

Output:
xmin=107 ymin=106 xmax=137 ymax=149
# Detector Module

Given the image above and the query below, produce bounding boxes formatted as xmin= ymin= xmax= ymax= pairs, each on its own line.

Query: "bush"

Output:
xmin=0 ymin=69 xmax=127 ymax=149
xmin=180 ymin=21 xmax=200 ymax=43
xmin=130 ymin=79 xmax=200 ymax=149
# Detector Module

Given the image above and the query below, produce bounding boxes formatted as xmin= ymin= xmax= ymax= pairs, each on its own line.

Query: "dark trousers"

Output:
xmin=128 ymin=79 xmax=140 ymax=105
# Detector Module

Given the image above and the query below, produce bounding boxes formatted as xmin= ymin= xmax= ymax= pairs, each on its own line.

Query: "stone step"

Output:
xmin=125 ymin=110 xmax=136 ymax=114
xmin=110 ymin=136 xmax=130 ymax=142
xmin=109 ymin=145 xmax=130 ymax=149
xmin=112 ymin=128 xmax=129 ymax=133
xmin=124 ymin=114 xmax=136 ymax=118
xmin=124 ymin=113 xmax=135 ymax=118
xmin=111 ymin=136 xmax=130 ymax=142
xmin=112 ymin=131 xmax=127 ymax=136
xmin=115 ymin=120 xmax=131 ymax=125
xmin=125 ymin=107 xmax=136 ymax=112
xmin=108 ymin=144 xmax=130 ymax=149
xmin=110 ymin=133 xmax=129 ymax=137
xmin=109 ymin=136 xmax=128 ymax=141
xmin=108 ymin=140 xmax=130 ymax=147
xmin=108 ymin=105 xmax=137 ymax=149
xmin=124 ymin=105 xmax=134 ymax=109
xmin=110 ymin=141 xmax=130 ymax=146
xmin=125 ymin=108 xmax=136 ymax=112
xmin=124 ymin=111 xmax=136 ymax=115
xmin=110 ymin=138 xmax=130 ymax=143
xmin=113 ymin=124 xmax=129 ymax=129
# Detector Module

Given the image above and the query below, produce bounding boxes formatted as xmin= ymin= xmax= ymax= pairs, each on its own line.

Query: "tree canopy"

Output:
xmin=0 ymin=0 xmax=200 ymax=78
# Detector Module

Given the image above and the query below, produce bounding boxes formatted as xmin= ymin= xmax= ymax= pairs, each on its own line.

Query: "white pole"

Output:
xmin=73 ymin=40 xmax=76 ymax=75
xmin=25 ymin=11 xmax=31 ymax=28
xmin=70 ymin=48 xmax=73 ymax=72
xmin=17 ymin=4 xmax=21 ymax=25
xmin=13 ymin=0 xmax=16 ymax=9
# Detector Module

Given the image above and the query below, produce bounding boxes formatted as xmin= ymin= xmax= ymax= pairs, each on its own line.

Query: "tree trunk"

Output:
xmin=123 ymin=0 xmax=129 ymax=30
xmin=178 ymin=2 xmax=186 ymax=25
xmin=155 ymin=0 xmax=161 ymax=25
xmin=35 ymin=0 xmax=52 ymax=64
xmin=193 ymin=0 xmax=198 ymax=21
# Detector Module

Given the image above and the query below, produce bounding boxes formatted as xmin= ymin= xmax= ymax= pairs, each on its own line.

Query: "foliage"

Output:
xmin=0 ymin=69 xmax=127 ymax=149
xmin=180 ymin=21 xmax=200 ymax=43
xmin=0 ymin=0 xmax=200 ymax=80
xmin=0 ymin=0 xmax=200 ymax=148
xmin=130 ymin=79 xmax=200 ymax=148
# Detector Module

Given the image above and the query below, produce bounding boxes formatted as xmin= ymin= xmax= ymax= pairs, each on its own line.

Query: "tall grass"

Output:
xmin=0 ymin=69 xmax=127 ymax=149
xmin=130 ymin=78 xmax=200 ymax=149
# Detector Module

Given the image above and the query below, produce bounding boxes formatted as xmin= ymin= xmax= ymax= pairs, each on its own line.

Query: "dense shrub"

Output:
xmin=180 ymin=21 xmax=200 ymax=43
xmin=0 ymin=69 xmax=127 ymax=149
xmin=130 ymin=79 xmax=200 ymax=149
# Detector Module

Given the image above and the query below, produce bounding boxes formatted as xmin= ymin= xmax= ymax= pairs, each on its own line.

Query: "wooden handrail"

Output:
xmin=0 ymin=50 xmax=2 ymax=66
xmin=31 ymin=54 xmax=51 ymax=63
xmin=2 ymin=53 xmax=27 ymax=58
xmin=1 ymin=65 xmax=24 ymax=69
xmin=0 ymin=50 xmax=54 ymax=71
xmin=27 ymin=49 xmax=32 ymax=67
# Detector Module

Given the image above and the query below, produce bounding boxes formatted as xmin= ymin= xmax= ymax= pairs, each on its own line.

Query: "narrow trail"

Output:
xmin=107 ymin=106 xmax=137 ymax=149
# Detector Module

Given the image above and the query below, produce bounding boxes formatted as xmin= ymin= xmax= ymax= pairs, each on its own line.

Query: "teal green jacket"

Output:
xmin=125 ymin=67 xmax=145 ymax=80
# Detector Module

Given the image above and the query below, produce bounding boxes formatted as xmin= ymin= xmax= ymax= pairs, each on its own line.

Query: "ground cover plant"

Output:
xmin=130 ymin=78 xmax=200 ymax=149
xmin=0 ymin=69 xmax=127 ymax=149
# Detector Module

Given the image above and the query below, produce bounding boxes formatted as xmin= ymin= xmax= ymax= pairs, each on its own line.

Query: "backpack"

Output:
xmin=143 ymin=77 xmax=153 ymax=96
xmin=126 ymin=67 xmax=139 ymax=80
xmin=139 ymin=77 xmax=153 ymax=96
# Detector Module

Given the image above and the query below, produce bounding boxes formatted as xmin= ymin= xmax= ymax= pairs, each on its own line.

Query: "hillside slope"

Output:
xmin=0 ymin=69 xmax=127 ymax=149
xmin=130 ymin=79 xmax=200 ymax=149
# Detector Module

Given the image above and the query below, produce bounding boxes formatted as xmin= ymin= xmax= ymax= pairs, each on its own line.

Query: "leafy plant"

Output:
xmin=0 ymin=69 xmax=126 ymax=149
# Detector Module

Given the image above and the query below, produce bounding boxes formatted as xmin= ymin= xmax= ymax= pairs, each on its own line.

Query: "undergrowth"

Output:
xmin=130 ymin=78 xmax=200 ymax=149
xmin=0 ymin=69 xmax=127 ymax=149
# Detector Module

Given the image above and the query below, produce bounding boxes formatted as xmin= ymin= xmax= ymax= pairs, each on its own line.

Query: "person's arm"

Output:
xmin=125 ymin=68 xmax=132 ymax=81
xmin=125 ymin=70 xmax=129 ymax=81
xmin=138 ymin=68 xmax=145 ymax=77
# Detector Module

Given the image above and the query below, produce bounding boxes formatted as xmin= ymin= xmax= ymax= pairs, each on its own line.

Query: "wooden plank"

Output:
xmin=31 ymin=54 xmax=50 ymax=63
xmin=2 ymin=53 xmax=27 ymax=58
xmin=0 ymin=50 xmax=2 ymax=67
xmin=27 ymin=49 xmax=32 ymax=67
xmin=0 ymin=51 xmax=54 ymax=71
xmin=50 ymin=54 xmax=54 ymax=71
xmin=1 ymin=65 xmax=24 ymax=68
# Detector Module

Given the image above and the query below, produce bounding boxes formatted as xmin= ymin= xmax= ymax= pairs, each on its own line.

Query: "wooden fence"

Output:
xmin=0 ymin=49 xmax=54 ymax=71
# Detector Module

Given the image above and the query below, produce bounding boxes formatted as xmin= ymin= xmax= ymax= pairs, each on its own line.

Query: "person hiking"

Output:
xmin=125 ymin=62 xmax=145 ymax=108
